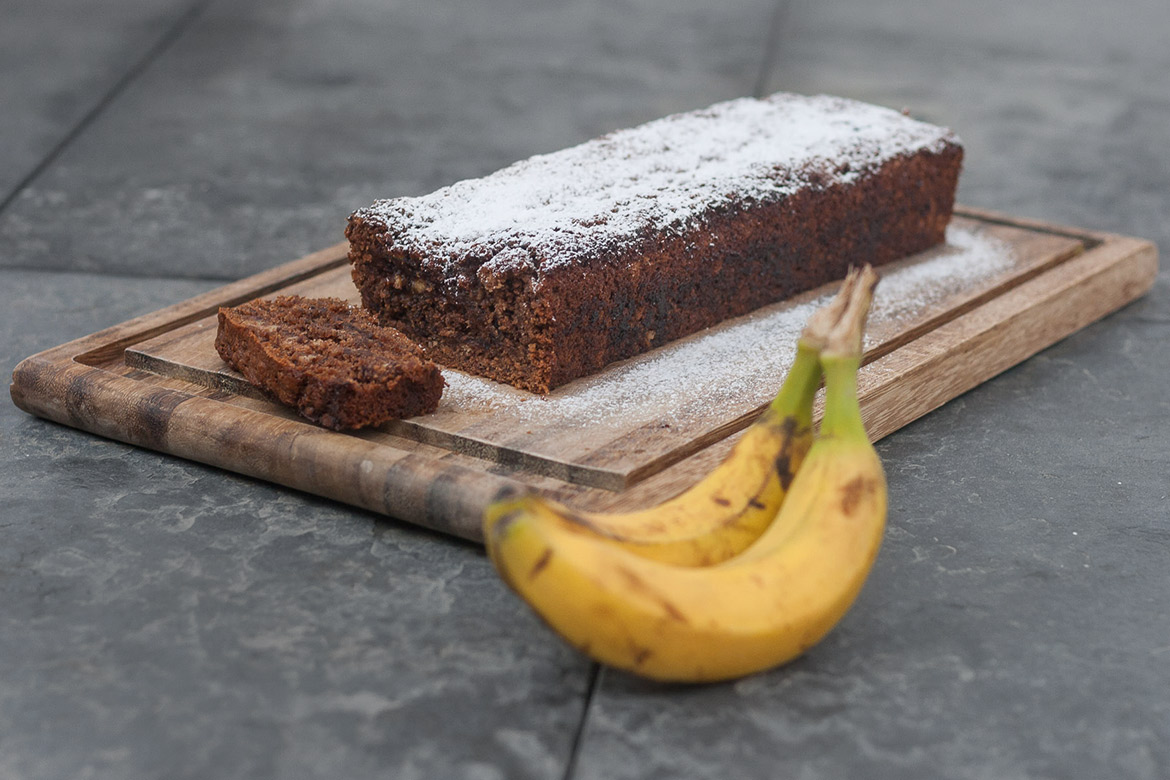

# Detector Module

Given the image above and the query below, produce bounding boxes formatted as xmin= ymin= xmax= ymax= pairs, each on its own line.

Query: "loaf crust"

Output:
xmin=348 ymin=92 xmax=963 ymax=393
xmin=214 ymin=296 xmax=444 ymax=429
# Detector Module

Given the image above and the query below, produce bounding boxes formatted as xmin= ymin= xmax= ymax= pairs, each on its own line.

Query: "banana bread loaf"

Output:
xmin=347 ymin=92 xmax=962 ymax=393
xmin=215 ymin=295 xmax=444 ymax=429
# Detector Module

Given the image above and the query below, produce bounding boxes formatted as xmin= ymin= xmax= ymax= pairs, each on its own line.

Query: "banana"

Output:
xmin=483 ymin=272 xmax=860 ymax=567
xmin=485 ymin=267 xmax=886 ymax=682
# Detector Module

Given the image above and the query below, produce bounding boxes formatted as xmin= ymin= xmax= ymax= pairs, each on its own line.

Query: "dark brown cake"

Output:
xmin=214 ymin=296 xmax=444 ymax=430
xmin=347 ymin=92 xmax=963 ymax=393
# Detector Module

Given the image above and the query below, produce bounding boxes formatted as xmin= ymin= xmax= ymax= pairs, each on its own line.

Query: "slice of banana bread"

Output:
xmin=348 ymin=92 xmax=962 ymax=393
xmin=214 ymin=295 xmax=444 ymax=430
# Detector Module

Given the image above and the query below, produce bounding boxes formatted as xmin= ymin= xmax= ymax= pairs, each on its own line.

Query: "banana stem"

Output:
xmin=818 ymin=264 xmax=877 ymax=443
xmin=819 ymin=355 xmax=867 ymax=443
xmin=768 ymin=269 xmax=863 ymax=421
xmin=768 ymin=340 xmax=821 ymax=421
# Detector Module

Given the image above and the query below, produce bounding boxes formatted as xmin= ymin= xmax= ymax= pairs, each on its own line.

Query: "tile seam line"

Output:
xmin=752 ymin=0 xmax=792 ymax=97
xmin=562 ymin=663 xmax=603 ymax=780
xmin=0 ymin=0 xmax=215 ymax=218
xmin=0 ymin=265 xmax=236 ymax=284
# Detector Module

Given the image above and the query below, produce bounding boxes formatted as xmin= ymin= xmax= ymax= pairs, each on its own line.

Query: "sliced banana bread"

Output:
xmin=215 ymin=295 xmax=444 ymax=430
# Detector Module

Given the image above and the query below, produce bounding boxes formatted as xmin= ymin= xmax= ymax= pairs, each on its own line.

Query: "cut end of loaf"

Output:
xmin=214 ymin=295 xmax=445 ymax=430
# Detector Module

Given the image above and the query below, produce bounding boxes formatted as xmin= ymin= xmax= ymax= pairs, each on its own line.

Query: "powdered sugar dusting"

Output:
xmin=866 ymin=224 xmax=1016 ymax=334
xmin=352 ymin=93 xmax=958 ymax=280
xmin=434 ymin=223 xmax=1014 ymax=432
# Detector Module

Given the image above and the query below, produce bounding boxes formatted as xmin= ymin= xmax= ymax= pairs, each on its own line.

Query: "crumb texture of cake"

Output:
xmin=348 ymin=91 xmax=963 ymax=393
xmin=214 ymin=296 xmax=444 ymax=430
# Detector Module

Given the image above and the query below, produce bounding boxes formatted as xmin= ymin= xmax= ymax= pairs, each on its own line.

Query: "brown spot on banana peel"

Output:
xmin=718 ymin=479 xmax=775 ymax=530
xmin=615 ymin=565 xmax=689 ymax=623
xmin=657 ymin=601 xmax=689 ymax=625
xmin=712 ymin=496 xmax=731 ymax=507
xmin=773 ymin=420 xmax=812 ymax=491
xmin=485 ymin=507 xmax=520 ymax=539
xmin=630 ymin=644 xmax=654 ymax=667
xmin=639 ymin=520 xmax=668 ymax=535
xmin=558 ymin=511 xmax=636 ymax=541
xmin=840 ymin=475 xmax=877 ymax=516
xmin=486 ymin=511 xmax=525 ymax=590
xmin=779 ymin=415 xmax=800 ymax=437
xmin=775 ymin=454 xmax=795 ymax=491
xmin=529 ymin=547 xmax=554 ymax=580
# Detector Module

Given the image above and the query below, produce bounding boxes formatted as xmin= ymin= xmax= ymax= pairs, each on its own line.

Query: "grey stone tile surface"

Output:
xmin=0 ymin=0 xmax=202 ymax=200
xmin=1 ymin=270 xmax=589 ymax=780
xmin=3 ymin=0 xmax=1169 ymax=777
xmin=0 ymin=0 xmax=773 ymax=279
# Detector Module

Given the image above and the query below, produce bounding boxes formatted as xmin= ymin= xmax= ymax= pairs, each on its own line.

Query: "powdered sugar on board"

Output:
xmin=433 ymin=222 xmax=1014 ymax=432
xmin=352 ymin=93 xmax=958 ymax=278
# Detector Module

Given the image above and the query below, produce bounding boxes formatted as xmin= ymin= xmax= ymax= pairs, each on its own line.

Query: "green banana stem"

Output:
xmin=818 ymin=263 xmax=878 ymax=444
xmin=768 ymin=340 xmax=821 ymax=422
xmin=819 ymin=355 xmax=867 ymax=444
xmin=769 ymin=272 xmax=857 ymax=421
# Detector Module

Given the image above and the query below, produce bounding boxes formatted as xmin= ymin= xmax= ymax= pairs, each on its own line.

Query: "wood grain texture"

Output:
xmin=9 ymin=210 xmax=1158 ymax=541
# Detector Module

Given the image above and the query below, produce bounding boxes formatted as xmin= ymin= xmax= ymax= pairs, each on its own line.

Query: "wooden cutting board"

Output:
xmin=10 ymin=207 xmax=1157 ymax=541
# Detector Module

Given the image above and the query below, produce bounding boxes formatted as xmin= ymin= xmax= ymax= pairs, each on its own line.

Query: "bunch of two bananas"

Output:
xmin=483 ymin=267 xmax=887 ymax=683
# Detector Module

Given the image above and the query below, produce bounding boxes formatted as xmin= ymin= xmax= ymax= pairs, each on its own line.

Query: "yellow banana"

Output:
xmin=485 ymin=267 xmax=886 ymax=683
xmin=485 ymin=272 xmax=861 ymax=567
